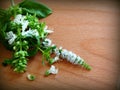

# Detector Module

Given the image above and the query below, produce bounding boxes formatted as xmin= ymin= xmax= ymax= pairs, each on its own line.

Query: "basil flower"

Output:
xmin=5 ymin=31 xmax=17 ymax=45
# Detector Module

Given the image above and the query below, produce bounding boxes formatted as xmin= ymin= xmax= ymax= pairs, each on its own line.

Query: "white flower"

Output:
xmin=48 ymin=65 xmax=58 ymax=74
xmin=13 ymin=14 xmax=29 ymax=32
xmin=44 ymin=25 xmax=54 ymax=33
xmin=42 ymin=38 xmax=52 ymax=47
xmin=67 ymin=51 xmax=73 ymax=61
xmin=5 ymin=31 xmax=17 ymax=45
xmin=54 ymin=48 xmax=60 ymax=56
xmin=13 ymin=14 xmax=23 ymax=24
xmin=53 ymin=46 xmax=62 ymax=56
xmin=52 ymin=56 xmax=60 ymax=63
xmin=69 ymin=53 xmax=77 ymax=63
xmin=71 ymin=53 xmax=77 ymax=60
xmin=61 ymin=49 xmax=68 ymax=59
xmin=22 ymin=20 xmax=29 ymax=32
xmin=14 ymin=14 xmax=26 ymax=24
xmin=59 ymin=46 xmax=62 ymax=50
xmin=51 ymin=44 xmax=56 ymax=47
xmin=22 ymin=28 xmax=39 ymax=37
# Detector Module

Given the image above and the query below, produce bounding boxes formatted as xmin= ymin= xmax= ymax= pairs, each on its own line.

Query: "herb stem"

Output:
xmin=38 ymin=48 xmax=44 ymax=54
xmin=10 ymin=0 xmax=15 ymax=6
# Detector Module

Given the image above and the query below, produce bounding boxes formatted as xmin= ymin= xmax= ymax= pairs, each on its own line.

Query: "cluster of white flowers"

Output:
xmin=53 ymin=47 xmax=84 ymax=65
xmin=13 ymin=14 xmax=29 ymax=32
xmin=47 ymin=65 xmax=58 ymax=75
xmin=13 ymin=14 xmax=39 ymax=37
xmin=22 ymin=28 xmax=39 ymax=37
xmin=42 ymin=38 xmax=52 ymax=47
xmin=61 ymin=49 xmax=84 ymax=64
xmin=13 ymin=14 xmax=53 ymax=38
xmin=5 ymin=31 xmax=17 ymax=45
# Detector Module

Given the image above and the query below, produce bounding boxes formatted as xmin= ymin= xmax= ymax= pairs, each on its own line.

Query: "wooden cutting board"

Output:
xmin=0 ymin=0 xmax=119 ymax=90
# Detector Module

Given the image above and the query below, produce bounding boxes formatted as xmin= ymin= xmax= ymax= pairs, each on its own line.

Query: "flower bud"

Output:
xmin=13 ymin=46 xmax=16 ymax=50
xmin=16 ymin=41 xmax=21 ymax=46
xmin=23 ymin=40 xmax=28 ymax=45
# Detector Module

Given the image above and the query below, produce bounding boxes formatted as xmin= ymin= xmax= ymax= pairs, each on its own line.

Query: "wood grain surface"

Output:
xmin=0 ymin=0 xmax=119 ymax=90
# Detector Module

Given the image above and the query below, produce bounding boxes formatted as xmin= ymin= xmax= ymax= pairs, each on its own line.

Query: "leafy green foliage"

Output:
xmin=0 ymin=0 xmax=53 ymax=73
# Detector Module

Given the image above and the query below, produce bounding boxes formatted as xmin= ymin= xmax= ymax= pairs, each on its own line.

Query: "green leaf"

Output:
xmin=0 ymin=8 xmax=11 ymax=24
xmin=0 ymin=8 xmax=6 ymax=18
xmin=28 ymin=47 xmax=38 ymax=57
xmin=19 ymin=0 xmax=52 ymax=18
xmin=2 ymin=59 xmax=12 ymax=66
xmin=26 ymin=37 xmax=40 ymax=57
xmin=35 ymin=36 xmax=40 ymax=47
xmin=0 ymin=23 xmax=13 ymax=50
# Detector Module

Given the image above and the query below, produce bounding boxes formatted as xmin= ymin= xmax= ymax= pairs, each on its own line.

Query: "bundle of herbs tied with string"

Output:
xmin=0 ymin=0 xmax=91 ymax=79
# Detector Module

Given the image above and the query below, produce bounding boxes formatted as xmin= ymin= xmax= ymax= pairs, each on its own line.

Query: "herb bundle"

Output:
xmin=0 ymin=0 xmax=91 ymax=74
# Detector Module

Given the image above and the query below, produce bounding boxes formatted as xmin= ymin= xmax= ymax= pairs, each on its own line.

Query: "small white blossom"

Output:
xmin=44 ymin=25 xmax=54 ymax=33
xmin=61 ymin=49 xmax=68 ymax=59
xmin=14 ymin=14 xmax=26 ymax=24
xmin=13 ymin=14 xmax=23 ymax=24
xmin=42 ymin=38 xmax=52 ymax=47
xmin=71 ymin=53 xmax=77 ymax=60
xmin=53 ymin=46 xmax=62 ymax=56
xmin=69 ymin=53 xmax=77 ymax=63
xmin=22 ymin=20 xmax=29 ymax=32
xmin=5 ymin=31 xmax=17 ymax=45
xmin=51 ymin=44 xmax=56 ymax=47
xmin=59 ymin=46 xmax=63 ymax=50
xmin=54 ymin=48 xmax=60 ymax=56
xmin=48 ymin=65 xmax=58 ymax=74
xmin=52 ymin=56 xmax=60 ymax=63
xmin=22 ymin=28 xmax=39 ymax=37
xmin=13 ymin=14 xmax=29 ymax=32
xmin=74 ymin=56 xmax=81 ymax=64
